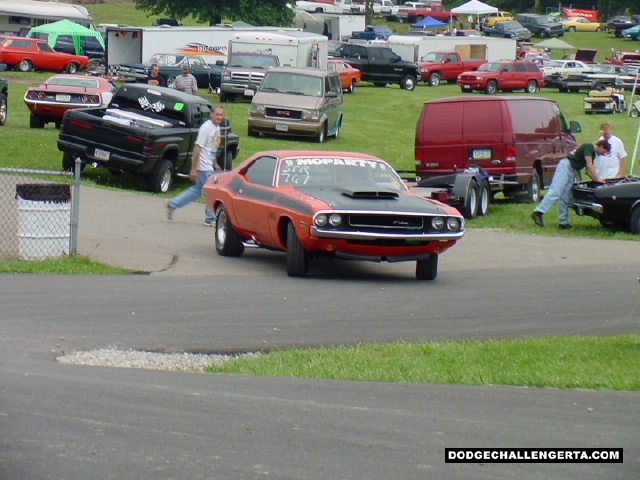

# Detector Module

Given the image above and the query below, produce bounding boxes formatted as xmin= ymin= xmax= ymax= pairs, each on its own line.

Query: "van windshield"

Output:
xmin=260 ymin=72 xmax=323 ymax=97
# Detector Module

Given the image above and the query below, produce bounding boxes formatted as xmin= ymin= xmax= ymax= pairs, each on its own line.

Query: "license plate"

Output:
xmin=275 ymin=124 xmax=289 ymax=132
xmin=471 ymin=148 xmax=492 ymax=160
xmin=244 ymin=89 xmax=255 ymax=97
xmin=56 ymin=94 xmax=71 ymax=102
xmin=94 ymin=148 xmax=110 ymax=161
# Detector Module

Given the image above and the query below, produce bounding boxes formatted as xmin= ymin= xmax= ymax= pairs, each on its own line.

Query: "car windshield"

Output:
xmin=260 ymin=72 xmax=323 ymax=97
xmin=47 ymin=77 xmax=100 ymax=88
xmin=277 ymin=156 xmax=406 ymax=190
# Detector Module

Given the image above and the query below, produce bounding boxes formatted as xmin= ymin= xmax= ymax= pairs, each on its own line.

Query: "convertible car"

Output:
xmin=203 ymin=150 xmax=464 ymax=279
xmin=24 ymin=74 xmax=116 ymax=128
xmin=572 ymin=177 xmax=640 ymax=233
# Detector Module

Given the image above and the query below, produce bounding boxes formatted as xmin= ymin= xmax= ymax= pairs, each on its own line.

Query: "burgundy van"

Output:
xmin=414 ymin=96 xmax=581 ymax=202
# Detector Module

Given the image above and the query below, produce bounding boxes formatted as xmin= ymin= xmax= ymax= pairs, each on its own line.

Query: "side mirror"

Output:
xmin=569 ymin=120 xmax=582 ymax=134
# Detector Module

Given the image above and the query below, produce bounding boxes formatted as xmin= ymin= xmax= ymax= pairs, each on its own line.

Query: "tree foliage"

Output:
xmin=134 ymin=0 xmax=294 ymax=27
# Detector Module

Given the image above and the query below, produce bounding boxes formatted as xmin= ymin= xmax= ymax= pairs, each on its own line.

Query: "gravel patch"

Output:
xmin=58 ymin=348 xmax=258 ymax=372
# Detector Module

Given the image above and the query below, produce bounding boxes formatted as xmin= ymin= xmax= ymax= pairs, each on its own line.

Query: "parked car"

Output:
xmin=202 ymin=150 xmax=464 ymax=279
xmin=558 ymin=17 xmax=602 ymax=32
xmin=328 ymin=59 xmax=361 ymax=93
xmin=248 ymin=67 xmax=343 ymax=143
xmin=572 ymin=177 xmax=640 ymax=233
xmin=0 ymin=36 xmax=89 ymax=73
xmin=484 ymin=11 xmax=514 ymax=27
xmin=24 ymin=74 xmax=117 ymax=128
xmin=481 ymin=20 xmax=532 ymax=41
xmin=540 ymin=59 xmax=594 ymax=88
xmin=605 ymin=15 xmax=633 ymax=34
xmin=29 ymin=33 xmax=105 ymax=67
xmin=515 ymin=13 xmax=565 ymax=38
xmin=118 ymin=53 xmax=224 ymax=91
xmin=457 ymin=60 xmax=544 ymax=95
xmin=0 ymin=75 xmax=7 ymax=126
xmin=621 ymin=24 xmax=640 ymax=41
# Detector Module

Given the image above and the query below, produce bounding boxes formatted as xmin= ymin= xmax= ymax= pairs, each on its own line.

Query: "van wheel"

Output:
xmin=526 ymin=80 xmax=537 ymax=93
xmin=485 ymin=80 xmax=497 ymax=95
xmin=315 ymin=124 xmax=327 ymax=143
xmin=523 ymin=170 xmax=541 ymax=203
xmin=416 ymin=254 xmax=438 ymax=280
xmin=400 ymin=75 xmax=416 ymax=91
xmin=462 ymin=180 xmax=479 ymax=219
xmin=429 ymin=73 xmax=441 ymax=86
xmin=477 ymin=180 xmax=491 ymax=216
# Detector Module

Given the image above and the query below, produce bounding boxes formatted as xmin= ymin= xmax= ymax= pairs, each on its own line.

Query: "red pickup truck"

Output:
xmin=419 ymin=51 xmax=486 ymax=86
xmin=397 ymin=5 xmax=458 ymax=24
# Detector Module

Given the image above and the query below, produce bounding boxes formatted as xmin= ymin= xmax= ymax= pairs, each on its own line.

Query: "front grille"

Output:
xmin=265 ymin=108 xmax=303 ymax=120
xmin=230 ymin=72 xmax=265 ymax=83
xmin=349 ymin=214 xmax=424 ymax=231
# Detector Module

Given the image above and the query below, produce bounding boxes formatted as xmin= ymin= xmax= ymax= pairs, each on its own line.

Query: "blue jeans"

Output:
xmin=534 ymin=158 xmax=574 ymax=225
xmin=168 ymin=170 xmax=215 ymax=222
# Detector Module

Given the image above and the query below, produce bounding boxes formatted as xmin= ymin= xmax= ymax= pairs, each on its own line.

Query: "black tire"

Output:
xmin=629 ymin=206 xmax=640 ymax=234
xmin=286 ymin=222 xmax=309 ymax=277
xmin=461 ymin=180 xmax=479 ymax=219
xmin=248 ymin=126 xmax=259 ymax=137
xmin=373 ymin=82 xmax=387 ymax=87
xmin=630 ymin=109 xmax=639 ymax=118
xmin=347 ymin=80 xmax=355 ymax=94
xmin=333 ymin=121 xmax=340 ymax=139
xmin=400 ymin=75 xmax=416 ymax=91
xmin=429 ymin=72 xmax=441 ymax=87
xmin=416 ymin=254 xmax=438 ymax=280
xmin=215 ymin=205 xmax=244 ymax=256
xmin=65 ymin=62 xmax=79 ymax=74
xmin=62 ymin=152 xmax=75 ymax=172
xmin=0 ymin=93 xmax=7 ymax=126
xmin=29 ymin=113 xmax=45 ymax=129
xmin=16 ymin=59 xmax=32 ymax=72
xmin=315 ymin=123 xmax=326 ymax=143
xmin=219 ymin=149 xmax=233 ymax=171
xmin=147 ymin=158 xmax=173 ymax=193
xmin=539 ymin=31 xmax=547 ymax=38
xmin=219 ymin=90 xmax=228 ymax=102
xmin=485 ymin=80 xmax=497 ymax=95
xmin=568 ymin=27 xmax=576 ymax=32
xmin=477 ymin=180 xmax=491 ymax=216
xmin=525 ymin=80 xmax=537 ymax=93
xmin=523 ymin=169 xmax=541 ymax=203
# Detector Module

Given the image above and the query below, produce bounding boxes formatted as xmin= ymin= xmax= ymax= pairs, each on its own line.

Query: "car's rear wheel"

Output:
xmin=629 ymin=206 xmax=640 ymax=234
xmin=29 ymin=113 xmax=45 ymax=129
xmin=400 ymin=75 xmax=416 ymax=91
xmin=429 ymin=72 xmax=441 ymax=86
xmin=65 ymin=62 xmax=79 ymax=74
xmin=16 ymin=59 xmax=32 ymax=72
xmin=526 ymin=80 xmax=538 ymax=93
xmin=485 ymin=80 xmax=497 ymax=94
xmin=0 ymin=94 xmax=8 ymax=126
xmin=286 ymin=221 xmax=309 ymax=277
xmin=416 ymin=254 xmax=438 ymax=280
xmin=568 ymin=27 xmax=576 ymax=32
xmin=347 ymin=80 xmax=355 ymax=93
xmin=147 ymin=158 xmax=173 ymax=193
xmin=215 ymin=205 xmax=245 ymax=256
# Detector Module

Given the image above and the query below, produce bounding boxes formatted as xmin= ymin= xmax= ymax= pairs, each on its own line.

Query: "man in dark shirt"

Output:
xmin=144 ymin=64 xmax=166 ymax=87
xmin=531 ymin=140 xmax=610 ymax=229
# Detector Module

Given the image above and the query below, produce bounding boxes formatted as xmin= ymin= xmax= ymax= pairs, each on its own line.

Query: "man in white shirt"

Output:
xmin=595 ymin=123 xmax=627 ymax=179
xmin=174 ymin=64 xmax=198 ymax=96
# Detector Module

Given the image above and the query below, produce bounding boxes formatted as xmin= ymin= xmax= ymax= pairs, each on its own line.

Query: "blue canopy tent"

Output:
xmin=411 ymin=16 xmax=447 ymax=29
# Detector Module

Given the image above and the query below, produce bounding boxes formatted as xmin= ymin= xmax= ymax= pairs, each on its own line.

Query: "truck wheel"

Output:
xmin=215 ymin=205 xmax=245 ymax=256
xmin=16 ymin=59 xmax=32 ymax=72
xmin=65 ymin=62 xmax=79 ymax=74
xmin=286 ymin=222 xmax=309 ymax=277
xmin=400 ymin=75 xmax=416 ymax=91
xmin=429 ymin=73 xmax=441 ymax=87
xmin=219 ymin=90 xmax=228 ymax=102
xmin=416 ymin=254 xmax=438 ymax=280
xmin=539 ymin=31 xmax=547 ymax=38
xmin=526 ymin=80 xmax=538 ymax=93
xmin=248 ymin=126 xmax=259 ymax=137
xmin=219 ymin=150 xmax=233 ymax=170
xmin=148 ymin=158 xmax=173 ymax=193
xmin=523 ymin=170 xmax=541 ymax=203
xmin=29 ymin=113 xmax=45 ymax=129
xmin=485 ymin=80 xmax=497 ymax=95
xmin=0 ymin=94 xmax=6 ymax=126
xmin=315 ymin=123 xmax=327 ymax=143
xmin=629 ymin=206 xmax=640 ymax=234
xmin=477 ymin=180 xmax=491 ymax=216
xmin=461 ymin=179 xmax=479 ymax=219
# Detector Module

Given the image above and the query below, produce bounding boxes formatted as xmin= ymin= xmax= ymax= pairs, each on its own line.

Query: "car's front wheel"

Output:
xmin=16 ymin=59 xmax=32 ymax=72
xmin=416 ymin=254 xmax=438 ymax=280
xmin=215 ymin=205 xmax=245 ymax=256
xmin=429 ymin=72 xmax=441 ymax=86
xmin=286 ymin=222 xmax=309 ymax=277
xmin=485 ymin=80 xmax=498 ymax=94
xmin=400 ymin=75 xmax=416 ymax=91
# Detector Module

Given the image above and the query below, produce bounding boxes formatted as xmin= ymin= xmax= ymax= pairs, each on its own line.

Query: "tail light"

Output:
xmin=143 ymin=139 xmax=153 ymax=156
xmin=505 ymin=144 xmax=516 ymax=162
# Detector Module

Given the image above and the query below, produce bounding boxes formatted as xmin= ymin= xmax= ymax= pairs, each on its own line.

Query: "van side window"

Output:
xmin=245 ymin=156 xmax=277 ymax=187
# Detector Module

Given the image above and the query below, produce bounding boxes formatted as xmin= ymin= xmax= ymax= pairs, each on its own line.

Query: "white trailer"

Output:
xmin=105 ymin=25 xmax=300 ymax=73
xmin=229 ymin=31 xmax=328 ymax=69
xmin=0 ymin=0 xmax=94 ymax=35
xmin=295 ymin=12 xmax=365 ymax=41
xmin=387 ymin=35 xmax=516 ymax=63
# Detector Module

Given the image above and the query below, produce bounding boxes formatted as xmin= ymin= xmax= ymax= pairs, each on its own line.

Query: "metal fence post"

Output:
xmin=70 ymin=158 xmax=81 ymax=256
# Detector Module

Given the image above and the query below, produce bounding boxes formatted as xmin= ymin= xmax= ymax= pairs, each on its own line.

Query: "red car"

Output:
xmin=457 ymin=60 xmax=545 ymax=95
xmin=24 ymin=74 xmax=117 ymax=128
xmin=203 ymin=150 xmax=464 ymax=279
xmin=0 ymin=36 xmax=89 ymax=73
xmin=328 ymin=59 xmax=361 ymax=93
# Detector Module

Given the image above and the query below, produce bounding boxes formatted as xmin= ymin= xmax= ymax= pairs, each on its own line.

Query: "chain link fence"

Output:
xmin=0 ymin=167 xmax=80 ymax=260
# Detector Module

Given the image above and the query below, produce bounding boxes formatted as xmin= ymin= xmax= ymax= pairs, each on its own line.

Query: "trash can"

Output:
xmin=15 ymin=183 xmax=71 ymax=260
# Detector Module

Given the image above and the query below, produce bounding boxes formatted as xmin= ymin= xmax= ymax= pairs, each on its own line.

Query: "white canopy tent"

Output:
xmin=451 ymin=0 xmax=498 ymax=28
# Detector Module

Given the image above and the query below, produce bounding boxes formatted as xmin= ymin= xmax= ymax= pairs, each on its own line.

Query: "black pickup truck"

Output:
xmin=337 ymin=44 xmax=420 ymax=90
xmin=57 ymin=84 xmax=239 ymax=193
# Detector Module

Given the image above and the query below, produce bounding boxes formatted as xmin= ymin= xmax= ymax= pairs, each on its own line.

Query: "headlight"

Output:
xmin=432 ymin=217 xmax=445 ymax=230
xmin=329 ymin=214 xmax=342 ymax=226
xmin=315 ymin=214 xmax=328 ymax=227
xmin=302 ymin=109 xmax=320 ymax=121
xmin=250 ymin=104 xmax=265 ymax=115
xmin=447 ymin=217 xmax=461 ymax=231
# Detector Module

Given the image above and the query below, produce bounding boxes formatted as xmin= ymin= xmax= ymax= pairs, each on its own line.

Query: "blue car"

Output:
xmin=621 ymin=24 xmax=640 ymax=40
